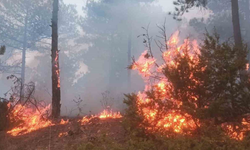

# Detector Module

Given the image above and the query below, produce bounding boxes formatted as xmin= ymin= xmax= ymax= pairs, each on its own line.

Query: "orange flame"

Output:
xmin=58 ymin=132 xmax=68 ymax=137
xmin=7 ymin=103 xmax=121 ymax=136
xmin=7 ymin=104 xmax=54 ymax=136
xmin=79 ymin=109 xmax=122 ymax=125
xmin=55 ymin=51 xmax=60 ymax=88
xmin=60 ymin=119 xmax=69 ymax=125
xmin=99 ymin=110 xmax=122 ymax=119
xmin=132 ymin=50 xmax=155 ymax=77
xmin=133 ymin=32 xmax=199 ymax=134
xmin=132 ymin=31 xmax=250 ymax=139
xmin=78 ymin=116 xmax=93 ymax=125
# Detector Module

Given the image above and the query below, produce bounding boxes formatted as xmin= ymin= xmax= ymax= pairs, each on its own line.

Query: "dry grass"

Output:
xmin=0 ymin=118 xmax=125 ymax=150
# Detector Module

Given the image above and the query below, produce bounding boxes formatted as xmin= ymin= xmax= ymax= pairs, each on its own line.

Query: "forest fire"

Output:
xmin=99 ymin=109 xmax=122 ymax=119
xmin=222 ymin=119 xmax=250 ymax=140
xmin=131 ymin=31 xmax=199 ymax=134
xmin=79 ymin=109 xmax=122 ymax=125
xmin=136 ymin=91 xmax=197 ymax=135
xmin=132 ymin=31 xmax=250 ymax=139
xmin=7 ymin=104 xmax=54 ymax=136
xmin=7 ymin=104 xmax=122 ymax=136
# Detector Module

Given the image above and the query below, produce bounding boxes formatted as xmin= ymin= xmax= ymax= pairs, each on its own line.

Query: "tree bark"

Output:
xmin=231 ymin=0 xmax=243 ymax=48
xmin=51 ymin=0 xmax=61 ymax=118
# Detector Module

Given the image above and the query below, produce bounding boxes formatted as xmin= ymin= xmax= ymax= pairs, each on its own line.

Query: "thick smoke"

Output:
xmin=0 ymin=0 xmax=204 ymax=116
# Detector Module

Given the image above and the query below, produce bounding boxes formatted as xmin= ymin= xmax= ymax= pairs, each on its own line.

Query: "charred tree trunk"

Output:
xmin=51 ymin=0 xmax=61 ymax=118
xmin=20 ymin=10 xmax=28 ymax=101
xmin=231 ymin=0 xmax=243 ymax=48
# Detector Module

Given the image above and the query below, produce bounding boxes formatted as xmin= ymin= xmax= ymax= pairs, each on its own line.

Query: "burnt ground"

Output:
xmin=0 ymin=118 xmax=126 ymax=150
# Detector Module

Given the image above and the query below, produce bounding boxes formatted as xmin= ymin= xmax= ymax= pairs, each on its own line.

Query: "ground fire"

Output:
xmin=6 ymin=31 xmax=250 ymax=141
xmin=78 ymin=109 xmax=122 ymax=125
xmin=6 ymin=31 xmax=250 ymax=140
xmin=7 ymin=104 xmax=54 ymax=136
xmin=7 ymin=103 xmax=121 ymax=136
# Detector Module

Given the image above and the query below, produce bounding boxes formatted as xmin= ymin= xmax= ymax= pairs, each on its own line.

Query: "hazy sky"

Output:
xmin=63 ymin=0 xmax=208 ymax=20
xmin=63 ymin=0 xmax=175 ymax=16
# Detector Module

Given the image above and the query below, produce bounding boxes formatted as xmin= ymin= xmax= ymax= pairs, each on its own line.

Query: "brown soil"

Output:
xmin=0 ymin=118 xmax=126 ymax=150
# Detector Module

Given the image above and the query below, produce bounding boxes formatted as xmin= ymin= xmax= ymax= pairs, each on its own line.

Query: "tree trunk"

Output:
xmin=231 ymin=0 xmax=243 ymax=48
xmin=20 ymin=10 xmax=28 ymax=101
xmin=51 ymin=0 xmax=61 ymax=118
xmin=127 ymin=32 xmax=132 ymax=90
xmin=242 ymin=0 xmax=250 ymax=65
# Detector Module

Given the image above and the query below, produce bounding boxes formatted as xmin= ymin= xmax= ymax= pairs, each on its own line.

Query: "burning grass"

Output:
xmin=7 ymin=103 xmax=54 ymax=136
xmin=78 ymin=109 xmax=122 ymax=125
xmin=6 ymin=101 xmax=122 ymax=137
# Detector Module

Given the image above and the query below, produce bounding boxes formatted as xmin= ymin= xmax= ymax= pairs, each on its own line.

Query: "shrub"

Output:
xmin=164 ymin=32 xmax=250 ymax=124
xmin=124 ymin=29 xmax=250 ymax=140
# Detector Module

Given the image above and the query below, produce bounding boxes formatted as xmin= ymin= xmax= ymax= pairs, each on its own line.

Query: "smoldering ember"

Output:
xmin=1 ymin=0 xmax=250 ymax=150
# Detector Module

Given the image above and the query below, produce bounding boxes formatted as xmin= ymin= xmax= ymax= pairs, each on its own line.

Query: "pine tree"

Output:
xmin=0 ymin=0 xmax=52 ymax=99
xmin=164 ymin=33 xmax=250 ymax=124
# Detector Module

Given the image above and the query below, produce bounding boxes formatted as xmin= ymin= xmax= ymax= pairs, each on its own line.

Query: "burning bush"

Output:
xmin=0 ymin=75 xmax=55 ymax=136
xmin=124 ymin=29 xmax=250 ymax=140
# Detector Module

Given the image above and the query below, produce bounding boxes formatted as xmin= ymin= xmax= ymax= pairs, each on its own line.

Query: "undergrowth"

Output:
xmin=76 ymin=132 xmax=250 ymax=150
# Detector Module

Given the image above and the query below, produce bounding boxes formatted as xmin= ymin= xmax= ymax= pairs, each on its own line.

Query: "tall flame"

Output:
xmin=132 ymin=31 xmax=250 ymax=139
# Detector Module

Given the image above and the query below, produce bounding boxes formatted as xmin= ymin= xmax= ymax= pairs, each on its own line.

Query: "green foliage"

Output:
xmin=122 ymin=94 xmax=148 ymax=137
xmin=164 ymin=32 xmax=250 ymax=126
xmin=123 ymin=31 xmax=250 ymax=143
xmin=171 ymin=0 xmax=207 ymax=20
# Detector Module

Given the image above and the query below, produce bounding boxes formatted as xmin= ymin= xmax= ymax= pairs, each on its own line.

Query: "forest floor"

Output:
xmin=2 ymin=117 xmax=250 ymax=150
xmin=0 ymin=118 xmax=126 ymax=150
